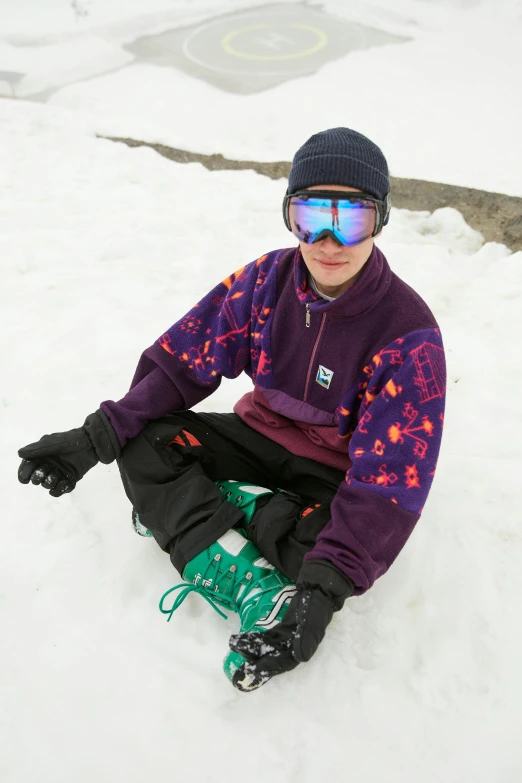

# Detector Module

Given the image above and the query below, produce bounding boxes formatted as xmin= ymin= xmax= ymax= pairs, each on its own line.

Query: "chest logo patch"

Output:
xmin=316 ymin=365 xmax=334 ymax=389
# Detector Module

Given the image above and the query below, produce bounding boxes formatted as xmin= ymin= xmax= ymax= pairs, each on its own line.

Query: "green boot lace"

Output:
xmin=159 ymin=546 xmax=257 ymax=622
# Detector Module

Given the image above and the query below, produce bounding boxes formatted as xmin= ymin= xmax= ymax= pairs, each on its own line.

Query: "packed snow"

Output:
xmin=2 ymin=1 xmax=522 ymax=781
xmin=2 ymin=0 xmax=522 ymax=195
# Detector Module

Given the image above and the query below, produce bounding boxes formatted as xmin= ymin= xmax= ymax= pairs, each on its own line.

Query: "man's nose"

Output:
xmin=317 ymin=234 xmax=344 ymax=251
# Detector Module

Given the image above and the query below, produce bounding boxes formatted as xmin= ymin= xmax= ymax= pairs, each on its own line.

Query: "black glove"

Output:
xmin=18 ymin=409 xmax=120 ymax=497
xmin=229 ymin=560 xmax=354 ymax=692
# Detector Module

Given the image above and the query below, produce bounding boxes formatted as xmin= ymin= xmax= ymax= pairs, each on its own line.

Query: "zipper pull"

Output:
xmin=305 ymin=303 xmax=311 ymax=328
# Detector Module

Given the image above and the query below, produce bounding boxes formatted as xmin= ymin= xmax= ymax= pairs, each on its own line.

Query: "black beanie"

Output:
xmin=287 ymin=127 xmax=390 ymax=200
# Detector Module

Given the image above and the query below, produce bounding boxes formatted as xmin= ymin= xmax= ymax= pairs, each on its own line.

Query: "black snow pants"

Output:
xmin=118 ymin=411 xmax=345 ymax=580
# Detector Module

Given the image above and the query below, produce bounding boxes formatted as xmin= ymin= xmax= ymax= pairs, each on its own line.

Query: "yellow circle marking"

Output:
xmin=221 ymin=23 xmax=328 ymax=61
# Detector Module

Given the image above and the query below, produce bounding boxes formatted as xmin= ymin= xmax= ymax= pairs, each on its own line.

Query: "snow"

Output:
xmin=2 ymin=2 xmax=522 ymax=781
xmin=2 ymin=0 xmax=521 ymax=194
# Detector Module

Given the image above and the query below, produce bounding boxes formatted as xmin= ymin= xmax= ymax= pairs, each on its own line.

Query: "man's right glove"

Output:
xmin=17 ymin=409 xmax=120 ymax=497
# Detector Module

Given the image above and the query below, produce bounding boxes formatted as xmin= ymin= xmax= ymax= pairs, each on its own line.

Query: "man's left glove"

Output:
xmin=18 ymin=409 xmax=120 ymax=497
xmin=229 ymin=560 xmax=354 ymax=692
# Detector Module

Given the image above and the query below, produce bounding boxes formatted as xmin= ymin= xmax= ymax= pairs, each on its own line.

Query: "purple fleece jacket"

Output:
xmin=101 ymin=245 xmax=446 ymax=595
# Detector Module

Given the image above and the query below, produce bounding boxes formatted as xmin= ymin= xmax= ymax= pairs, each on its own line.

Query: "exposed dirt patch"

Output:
xmin=102 ymin=135 xmax=522 ymax=252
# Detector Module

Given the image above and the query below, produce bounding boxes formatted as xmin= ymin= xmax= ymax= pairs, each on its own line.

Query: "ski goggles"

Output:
xmin=283 ymin=190 xmax=391 ymax=247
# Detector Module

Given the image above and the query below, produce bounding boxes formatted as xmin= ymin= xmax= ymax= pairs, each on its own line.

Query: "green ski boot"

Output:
xmin=157 ymin=480 xmax=295 ymax=691
xmin=159 ymin=527 xmax=296 ymax=691
xmin=158 ymin=528 xmax=282 ymax=619
xmin=131 ymin=508 xmax=153 ymax=537
xmin=215 ymin=480 xmax=273 ymax=526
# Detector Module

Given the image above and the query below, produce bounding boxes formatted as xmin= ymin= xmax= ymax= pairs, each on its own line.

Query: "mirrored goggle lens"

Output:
xmin=288 ymin=196 xmax=377 ymax=246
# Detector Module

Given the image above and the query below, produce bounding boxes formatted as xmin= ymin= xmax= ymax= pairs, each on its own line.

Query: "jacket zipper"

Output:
xmin=304 ymin=310 xmax=327 ymax=402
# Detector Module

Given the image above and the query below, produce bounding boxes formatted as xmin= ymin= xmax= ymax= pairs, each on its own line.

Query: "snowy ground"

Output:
xmin=2 ymin=97 xmax=521 ymax=783
xmin=2 ymin=1 xmax=522 ymax=781
xmin=2 ymin=0 xmax=522 ymax=195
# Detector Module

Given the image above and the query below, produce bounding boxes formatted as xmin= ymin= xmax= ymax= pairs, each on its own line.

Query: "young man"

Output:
xmin=18 ymin=128 xmax=446 ymax=692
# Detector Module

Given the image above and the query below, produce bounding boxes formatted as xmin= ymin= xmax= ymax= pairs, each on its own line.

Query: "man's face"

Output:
xmin=297 ymin=185 xmax=379 ymax=298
